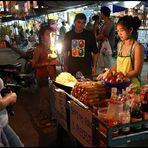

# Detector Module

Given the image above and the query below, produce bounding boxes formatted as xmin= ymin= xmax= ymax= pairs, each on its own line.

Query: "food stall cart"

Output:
xmin=52 ymin=72 xmax=148 ymax=147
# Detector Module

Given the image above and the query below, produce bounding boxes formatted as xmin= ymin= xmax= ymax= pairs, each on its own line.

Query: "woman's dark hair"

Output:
xmin=117 ymin=15 xmax=141 ymax=39
xmin=100 ymin=6 xmax=111 ymax=17
xmin=38 ymin=25 xmax=51 ymax=43
xmin=74 ymin=13 xmax=87 ymax=22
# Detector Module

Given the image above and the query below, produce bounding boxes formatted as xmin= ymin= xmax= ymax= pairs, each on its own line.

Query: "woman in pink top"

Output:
xmin=32 ymin=25 xmax=58 ymax=127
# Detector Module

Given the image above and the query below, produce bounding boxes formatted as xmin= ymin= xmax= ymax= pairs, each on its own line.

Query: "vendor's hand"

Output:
xmin=97 ymin=73 xmax=103 ymax=80
xmin=92 ymin=67 xmax=97 ymax=76
xmin=97 ymin=69 xmax=112 ymax=80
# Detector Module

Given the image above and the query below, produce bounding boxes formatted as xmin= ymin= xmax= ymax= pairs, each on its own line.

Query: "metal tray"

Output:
xmin=53 ymin=81 xmax=72 ymax=94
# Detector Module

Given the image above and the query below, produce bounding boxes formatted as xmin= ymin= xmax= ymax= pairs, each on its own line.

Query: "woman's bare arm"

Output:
xmin=127 ymin=43 xmax=144 ymax=78
xmin=0 ymin=93 xmax=17 ymax=109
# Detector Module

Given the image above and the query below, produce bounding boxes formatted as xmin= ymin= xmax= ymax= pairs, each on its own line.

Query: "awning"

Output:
xmin=114 ymin=1 xmax=141 ymax=8
xmin=112 ymin=5 xmax=127 ymax=13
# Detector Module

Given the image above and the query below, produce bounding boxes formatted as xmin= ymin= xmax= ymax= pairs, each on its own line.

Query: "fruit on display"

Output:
xmin=71 ymin=81 xmax=106 ymax=107
xmin=99 ymin=70 xmax=130 ymax=84
xmin=55 ymin=72 xmax=77 ymax=87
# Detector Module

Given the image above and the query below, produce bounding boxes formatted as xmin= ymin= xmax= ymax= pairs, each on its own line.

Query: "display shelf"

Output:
xmin=92 ymin=115 xmax=148 ymax=147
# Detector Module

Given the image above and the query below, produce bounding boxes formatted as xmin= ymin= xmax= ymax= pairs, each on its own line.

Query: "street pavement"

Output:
xmin=0 ymin=47 xmax=148 ymax=147
xmin=0 ymin=48 xmax=58 ymax=147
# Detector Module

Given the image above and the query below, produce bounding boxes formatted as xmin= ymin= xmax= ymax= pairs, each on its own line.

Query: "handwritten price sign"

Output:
xmin=54 ymin=88 xmax=68 ymax=131
xmin=70 ymin=101 xmax=95 ymax=147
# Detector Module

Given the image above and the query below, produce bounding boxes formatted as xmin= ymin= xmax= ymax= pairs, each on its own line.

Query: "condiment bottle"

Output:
xmin=141 ymin=89 xmax=148 ymax=129
xmin=119 ymin=90 xmax=131 ymax=134
xmin=130 ymin=90 xmax=142 ymax=132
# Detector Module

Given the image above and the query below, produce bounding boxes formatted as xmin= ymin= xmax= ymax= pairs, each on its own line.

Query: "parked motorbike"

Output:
xmin=17 ymin=48 xmax=34 ymax=74
xmin=16 ymin=48 xmax=37 ymax=90
xmin=0 ymin=60 xmax=36 ymax=91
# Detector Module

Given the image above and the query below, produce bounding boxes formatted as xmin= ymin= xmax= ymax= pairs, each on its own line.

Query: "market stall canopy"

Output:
xmin=114 ymin=1 xmax=141 ymax=8
xmin=112 ymin=5 xmax=127 ymax=13
xmin=0 ymin=1 xmax=100 ymax=22
xmin=33 ymin=1 xmax=99 ymax=15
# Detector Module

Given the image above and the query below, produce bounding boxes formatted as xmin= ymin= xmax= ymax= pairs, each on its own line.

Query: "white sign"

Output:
xmin=54 ymin=88 xmax=68 ymax=131
xmin=70 ymin=101 xmax=95 ymax=147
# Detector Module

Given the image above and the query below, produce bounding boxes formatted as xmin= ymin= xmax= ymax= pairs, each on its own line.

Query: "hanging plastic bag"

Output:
xmin=100 ymin=39 xmax=112 ymax=56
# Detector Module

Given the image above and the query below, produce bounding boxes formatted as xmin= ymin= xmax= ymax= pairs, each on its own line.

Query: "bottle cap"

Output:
xmin=136 ymin=89 xmax=141 ymax=94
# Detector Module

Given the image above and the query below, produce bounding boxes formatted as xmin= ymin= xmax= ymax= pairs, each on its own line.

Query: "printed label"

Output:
xmin=131 ymin=117 xmax=142 ymax=129
xmin=131 ymin=117 xmax=142 ymax=123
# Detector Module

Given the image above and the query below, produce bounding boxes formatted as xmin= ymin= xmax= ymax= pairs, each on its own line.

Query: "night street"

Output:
xmin=0 ymin=47 xmax=148 ymax=147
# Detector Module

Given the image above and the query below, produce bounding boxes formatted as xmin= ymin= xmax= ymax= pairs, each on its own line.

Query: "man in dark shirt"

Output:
xmin=63 ymin=13 xmax=98 ymax=78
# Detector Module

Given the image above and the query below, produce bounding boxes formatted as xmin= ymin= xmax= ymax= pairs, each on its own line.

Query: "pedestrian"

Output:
xmin=32 ymin=25 xmax=58 ymax=128
xmin=96 ymin=6 xmax=115 ymax=71
xmin=97 ymin=15 xmax=144 ymax=88
xmin=0 ymin=78 xmax=24 ymax=147
xmin=85 ymin=16 xmax=93 ymax=32
xmin=59 ymin=21 xmax=67 ymax=41
xmin=28 ymin=30 xmax=38 ymax=47
xmin=92 ymin=15 xmax=100 ymax=36
xmin=63 ymin=13 xmax=99 ymax=78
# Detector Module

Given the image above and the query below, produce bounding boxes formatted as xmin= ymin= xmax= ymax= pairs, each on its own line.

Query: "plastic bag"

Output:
xmin=100 ymin=39 xmax=112 ymax=56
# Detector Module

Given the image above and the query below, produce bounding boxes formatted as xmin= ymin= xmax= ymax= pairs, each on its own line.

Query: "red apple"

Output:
xmin=123 ymin=77 xmax=129 ymax=82
xmin=109 ymin=76 xmax=116 ymax=83
xmin=116 ymin=78 xmax=123 ymax=83
xmin=112 ymin=70 xmax=116 ymax=76
xmin=105 ymin=78 xmax=109 ymax=82
xmin=117 ymin=72 xmax=124 ymax=79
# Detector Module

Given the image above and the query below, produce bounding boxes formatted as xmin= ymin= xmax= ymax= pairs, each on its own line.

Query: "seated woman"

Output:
xmin=0 ymin=78 xmax=24 ymax=147
xmin=97 ymin=15 xmax=144 ymax=88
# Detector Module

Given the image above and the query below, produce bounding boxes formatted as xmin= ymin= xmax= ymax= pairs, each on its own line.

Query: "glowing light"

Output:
xmin=14 ymin=5 xmax=19 ymax=10
xmin=56 ymin=43 xmax=63 ymax=54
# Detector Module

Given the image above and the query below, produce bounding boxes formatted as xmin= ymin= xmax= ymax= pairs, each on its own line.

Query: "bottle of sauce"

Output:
xmin=107 ymin=87 xmax=119 ymax=136
xmin=141 ymin=90 xmax=148 ymax=129
xmin=131 ymin=92 xmax=142 ymax=133
xmin=119 ymin=90 xmax=131 ymax=134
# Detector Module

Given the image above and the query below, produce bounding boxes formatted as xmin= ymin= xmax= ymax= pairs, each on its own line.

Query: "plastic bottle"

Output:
xmin=107 ymin=88 xmax=121 ymax=136
xmin=141 ymin=89 xmax=148 ymax=129
xmin=130 ymin=89 xmax=142 ymax=132
xmin=119 ymin=90 xmax=131 ymax=134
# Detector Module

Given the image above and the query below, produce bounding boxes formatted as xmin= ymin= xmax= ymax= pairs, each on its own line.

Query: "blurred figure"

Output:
xmin=32 ymin=25 xmax=59 ymax=128
xmin=0 ymin=78 xmax=24 ymax=147
xmin=19 ymin=29 xmax=28 ymax=48
xmin=25 ymin=29 xmax=31 ymax=39
xmin=59 ymin=21 xmax=67 ymax=41
xmin=28 ymin=30 xmax=38 ymax=47
xmin=92 ymin=15 xmax=100 ymax=36
xmin=48 ymin=19 xmax=58 ymax=33
xmin=85 ymin=16 xmax=93 ymax=31
xmin=96 ymin=6 xmax=115 ymax=70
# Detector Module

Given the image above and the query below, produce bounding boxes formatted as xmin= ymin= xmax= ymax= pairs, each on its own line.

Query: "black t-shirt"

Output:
xmin=64 ymin=29 xmax=98 ymax=77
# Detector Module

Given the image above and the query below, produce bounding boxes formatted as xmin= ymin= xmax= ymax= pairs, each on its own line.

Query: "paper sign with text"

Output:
xmin=70 ymin=101 xmax=94 ymax=147
xmin=54 ymin=88 xmax=68 ymax=131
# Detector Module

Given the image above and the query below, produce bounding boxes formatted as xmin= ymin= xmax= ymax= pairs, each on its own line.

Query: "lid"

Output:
xmin=136 ymin=89 xmax=141 ymax=94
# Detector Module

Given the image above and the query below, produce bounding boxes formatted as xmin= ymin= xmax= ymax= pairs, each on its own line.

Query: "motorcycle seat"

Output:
xmin=0 ymin=63 xmax=22 ymax=71
xmin=17 ymin=73 xmax=33 ymax=78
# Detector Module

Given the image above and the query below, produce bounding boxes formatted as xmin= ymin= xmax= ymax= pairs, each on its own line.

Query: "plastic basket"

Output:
xmin=101 ymin=79 xmax=131 ymax=98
